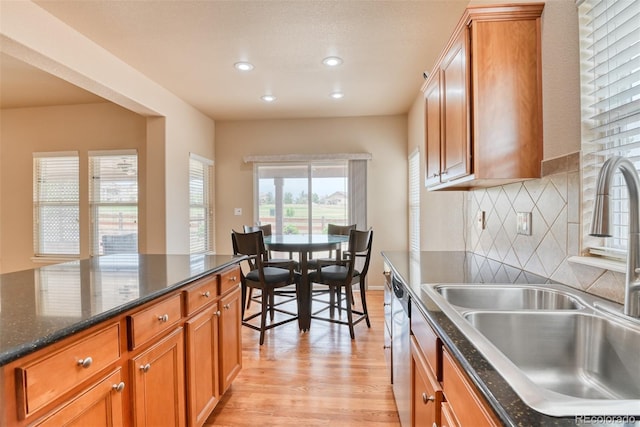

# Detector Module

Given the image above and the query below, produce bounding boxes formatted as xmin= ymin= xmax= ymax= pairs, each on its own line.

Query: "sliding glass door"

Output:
xmin=255 ymin=161 xmax=349 ymax=234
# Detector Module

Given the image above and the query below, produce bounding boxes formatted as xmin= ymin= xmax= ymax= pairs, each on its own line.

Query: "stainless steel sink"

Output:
xmin=464 ymin=311 xmax=640 ymax=400
xmin=435 ymin=284 xmax=581 ymax=310
xmin=420 ymin=282 xmax=640 ymax=417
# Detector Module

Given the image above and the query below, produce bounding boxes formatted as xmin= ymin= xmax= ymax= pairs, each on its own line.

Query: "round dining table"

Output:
xmin=264 ymin=233 xmax=349 ymax=331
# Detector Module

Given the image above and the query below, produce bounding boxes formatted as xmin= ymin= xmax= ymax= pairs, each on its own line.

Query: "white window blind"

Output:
xmin=33 ymin=152 xmax=80 ymax=256
xmin=89 ymin=151 xmax=138 ymax=256
xmin=580 ymin=0 xmax=640 ymax=255
xmin=189 ymin=154 xmax=213 ymax=254
xmin=409 ymin=150 xmax=420 ymax=252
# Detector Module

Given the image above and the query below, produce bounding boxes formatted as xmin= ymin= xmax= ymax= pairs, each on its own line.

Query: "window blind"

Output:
xmin=89 ymin=151 xmax=138 ymax=256
xmin=579 ymin=0 xmax=640 ymax=253
xmin=189 ymin=154 xmax=213 ymax=254
xmin=409 ymin=150 xmax=420 ymax=252
xmin=33 ymin=152 xmax=80 ymax=256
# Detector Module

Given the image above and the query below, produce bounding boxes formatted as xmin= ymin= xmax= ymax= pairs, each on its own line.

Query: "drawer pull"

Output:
xmin=383 ymin=345 xmax=391 ymax=350
xmin=140 ymin=363 xmax=151 ymax=373
xmin=229 ymin=276 xmax=237 ymax=282
xmin=157 ymin=314 xmax=169 ymax=323
xmin=112 ymin=382 xmax=125 ymax=393
xmin=224 ymin=304 xmax=231 ymax=310
xmin=422 ymin=393 xmax=435 ymax=404
xmin=202 ymin=291 xmax=211 ymax=298
xmin=77 ymin=357 xmax=93 ymax=369
xmin=214 ymin=310 xmax=221 ymax=317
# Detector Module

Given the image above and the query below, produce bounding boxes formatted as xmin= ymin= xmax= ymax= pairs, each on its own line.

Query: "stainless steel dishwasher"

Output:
xmin=391 ymin=274 xmax=410 ymax=427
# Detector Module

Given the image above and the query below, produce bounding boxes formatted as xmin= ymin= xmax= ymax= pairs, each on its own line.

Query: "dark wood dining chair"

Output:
xmin=307 ymin=223 xmax=355 ymax=270
xmin=243 ymin=223 xmax=299 ymax=309
xmin=232 ymin=230 xmax=299 ymax=345
xmin=308 ymin=228 xmax=373 ymax=339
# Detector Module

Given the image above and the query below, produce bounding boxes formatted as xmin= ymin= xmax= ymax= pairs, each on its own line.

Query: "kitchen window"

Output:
xmin=249 ymin=154 xmax=369 ymax=236
xmin=33 ymin=152 xmax=80 ymax=257
xmin=409 ymin=149 xmax=420 ymax=252
xmin=189 ymin=153 xmax=214 ymax=254
xmin=89 ymin=150 xmax=138 ymax=256
xmin=580 ymin=0 xmax=640 ymax=259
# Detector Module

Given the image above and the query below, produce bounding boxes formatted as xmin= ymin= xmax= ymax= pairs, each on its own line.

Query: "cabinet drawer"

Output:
xmin=128 ymin=294 xmax=182 ymax=350
xmin=218 ymin=266 xmax=240 ymax=295
xmin=183 ymin=275 xmax=218 ymax=316
xmin=16 ymin=323 xmax=121 ymax=418
xmin=442 ymin=349 xmax=498 ymax=427
xmin=411 ymin=308 xmax=441 ymax=380
xmin=411 ymin=336 xmax=443 ymax=427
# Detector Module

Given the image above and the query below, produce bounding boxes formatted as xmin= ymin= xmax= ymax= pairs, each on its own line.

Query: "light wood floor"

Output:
xmin=205 ymin=290 xmax=400 ymax=426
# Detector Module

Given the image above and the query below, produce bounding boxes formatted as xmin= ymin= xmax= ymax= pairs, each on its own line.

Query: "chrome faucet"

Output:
xmin=590 ymin=156 xmax=640 ymax=318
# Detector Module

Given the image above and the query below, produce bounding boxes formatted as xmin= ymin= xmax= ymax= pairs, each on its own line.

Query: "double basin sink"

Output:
xmin=421 ymin=283 xmax=640 ymax=417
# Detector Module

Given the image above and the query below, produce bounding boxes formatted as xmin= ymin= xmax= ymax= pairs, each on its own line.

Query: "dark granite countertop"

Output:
xmin=381 ymin=251 xmax=638 ymax=427
xmin=0 ymin=253 xmax=243 ymax=366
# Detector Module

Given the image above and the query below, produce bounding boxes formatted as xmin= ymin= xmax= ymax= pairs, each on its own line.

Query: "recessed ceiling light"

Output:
xmin=330 ymin=91 xmax=344 ymax=99
xmin=234 ymin=62 xmax=254 ymax=71
xmin=261 ymin=95 xmax=277 ymax=102
xmin=322 ymin=56 xmax=343 ymax=67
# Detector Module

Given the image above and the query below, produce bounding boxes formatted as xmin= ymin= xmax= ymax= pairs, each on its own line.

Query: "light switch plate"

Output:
xmin=517 ymin=212 xmax=532 ymax=235
xmin=234 ymin=208 xmax=242 ymax=216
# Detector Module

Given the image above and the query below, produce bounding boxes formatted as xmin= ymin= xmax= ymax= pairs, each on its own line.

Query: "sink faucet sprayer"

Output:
xmin=590 ymin=155 xmax=640 ymax=318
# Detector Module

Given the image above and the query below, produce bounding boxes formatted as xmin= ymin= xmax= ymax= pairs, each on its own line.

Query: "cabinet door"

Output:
xmin=219 ymin=287 xmax=242 ymax=394
xmin=411 ymin=337 xmax=443 ymax=427
xmin=34 ymin=369 xmax=125 ymax=427
xmin=424 ymin=71 xmax=442 ymax=187
xmin=440 ymin=27 xmax=471 ymax=183
xmin=130 ymin=328 xmax=186 ymax=427
xmin=185 ymin=304 xmax=220 ymax=427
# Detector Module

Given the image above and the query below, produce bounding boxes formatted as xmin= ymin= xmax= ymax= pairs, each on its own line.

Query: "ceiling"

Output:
xmin=0 ymin=0 xmax=469 ymax=121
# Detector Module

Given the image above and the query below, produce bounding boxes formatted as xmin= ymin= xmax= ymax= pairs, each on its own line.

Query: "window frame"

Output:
xmin=189 ymin=153 xmax=214 ymax=254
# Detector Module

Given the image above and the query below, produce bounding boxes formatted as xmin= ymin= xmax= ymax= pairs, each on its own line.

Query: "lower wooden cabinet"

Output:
xmin=410 ymin=336 xmax=443 ymax=427
xmin=185 ymin=304 xmax=221 ymax=427
xmin=218 ymin=286 xmax=242 ymax=394
xmin=33 ymin=369 xmax=125 ymax=427
xmin=130 ymin=327 xmax=186 ymax=427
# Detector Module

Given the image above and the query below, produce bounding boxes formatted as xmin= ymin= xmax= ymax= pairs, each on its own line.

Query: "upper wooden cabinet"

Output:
xmin=423 ymin=3 xmax=544 ymax=190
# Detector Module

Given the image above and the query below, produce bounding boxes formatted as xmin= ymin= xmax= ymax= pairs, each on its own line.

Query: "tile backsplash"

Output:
xmin=465 ymin=151 xmax=626 ymax=304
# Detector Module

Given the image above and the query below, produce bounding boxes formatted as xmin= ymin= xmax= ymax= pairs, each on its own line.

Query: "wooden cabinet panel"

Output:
xmin=442 ymin=349 xmax=498 ymax=427
xmin=411 ymin=309 xmax=442 ymax=381
xmin=130 ymin=327 xmax=186 ymax=427
xmin=440 ymin=27 xmax=470 ymax=183
xmin=128 ymin=294 xmax=182 ymax=350
xmin=440 ymin=402 xmax=459 ymax=427
xmin=16 ymin=323 xmax=121 ymax=417
xmin=218 ymin=286 xmax=242 ymax=394
xmin=424 ymin=71 xmax=442 ymax=187
xmin=411 ymin=337 xmax=443 ymax=427
xmin=219 ymin=266 xmax=241 ymax=295
xmin=185 ymin=304 xmax=220 ymax=427
xmin=33 ymin=369 xmax=125 ymax=427
xmin=183 ymin=276 xmax=218 ymax=316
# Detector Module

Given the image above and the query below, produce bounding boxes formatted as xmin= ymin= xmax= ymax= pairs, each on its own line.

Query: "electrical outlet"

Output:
xmin=476 ymin=210 xmax=486 ymax=231
xmin=517 ymin=212 xmax=532 ymax=235
xmin=234 ymin=208 xmax=242 ymax=216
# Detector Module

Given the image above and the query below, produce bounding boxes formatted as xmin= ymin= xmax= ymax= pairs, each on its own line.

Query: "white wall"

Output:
xmin=215 ymin=115 xmax=408 ymax=286
xmin=0 ymin=103 xmax=147 ymax=272
xmin=0 ymin=1 xmax=216 ymax=260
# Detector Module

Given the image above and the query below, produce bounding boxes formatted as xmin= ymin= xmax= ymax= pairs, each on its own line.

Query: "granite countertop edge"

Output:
xmin=0 ymin=256 xmax=243 ymax=367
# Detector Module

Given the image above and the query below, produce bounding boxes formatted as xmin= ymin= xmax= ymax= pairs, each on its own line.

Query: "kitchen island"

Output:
xmin=0 ymin=253 xmax=245 ymax=426
xmin=382 ymin=251 xmax=639 ymax=427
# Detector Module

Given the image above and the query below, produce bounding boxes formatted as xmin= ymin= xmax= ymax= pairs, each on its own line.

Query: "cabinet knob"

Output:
xmin=202 ymin=291 xmax=211 ymax=298
xmin=229 ymin=276 xmax=237 ymax=282
xmin=140 ymin=363 xmax=151 ymax=373
xmin=422 ymin=392 xmax=435 ymax=404
xmin=214 ymin=310 xmax=221 ymax=317
xmin=224 ymin=304 xmax=230 ymax=310
xmin=157 ymin=314 xmax=169 ymax=323
xmin=77 ymin=357 xmax=93 ymax=369
xmin=112 ymin=382 xmax=125 ymax=393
